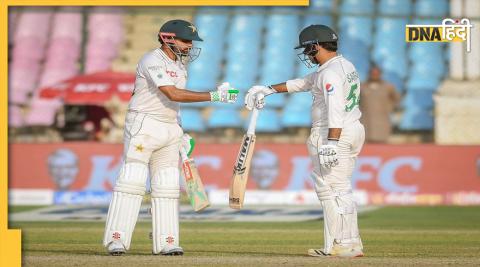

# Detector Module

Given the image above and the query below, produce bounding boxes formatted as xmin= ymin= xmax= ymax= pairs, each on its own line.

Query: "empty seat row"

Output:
xmin=181 ymin=107 xmax=313 ymax=132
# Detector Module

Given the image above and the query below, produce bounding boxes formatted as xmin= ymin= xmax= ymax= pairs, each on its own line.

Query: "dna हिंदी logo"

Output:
xmin=405 ymin=18 xmax=473 ymax=52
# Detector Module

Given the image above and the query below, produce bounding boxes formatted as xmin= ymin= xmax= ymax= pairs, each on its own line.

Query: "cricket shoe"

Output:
xmin=155 ymin=245 xmax=184 ymax=256
xmin=308 ymin=244 xmax=364 ymax=258
xmin=107 ymin=241 xmax=126 ymax=256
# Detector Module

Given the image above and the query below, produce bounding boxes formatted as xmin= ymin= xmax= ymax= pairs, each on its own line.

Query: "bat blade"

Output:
xmin=182 ymin=158 xmax=210 ymax=212
xmin=229 ymin=133 xmax=256 ymax=209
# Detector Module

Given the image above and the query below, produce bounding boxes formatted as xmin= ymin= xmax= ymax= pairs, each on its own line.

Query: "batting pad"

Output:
xmin=312 ymin=172 xmax=362 ymax=253
xmin=103 ymin=162 xmax=148 ymax=250
xmin=103 ymin=191 xmax=143 ymax=249
xmin=151 ymin=167 xmax=180 ymax=254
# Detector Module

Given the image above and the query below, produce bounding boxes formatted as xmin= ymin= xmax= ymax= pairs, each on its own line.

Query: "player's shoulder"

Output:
xmin=321 ymin=67 xmax=343 ymax=83
xmin=333 ymin=55 xmax=356 ymax=72
xmin=138 ymin=48 xmax=167 ymax=68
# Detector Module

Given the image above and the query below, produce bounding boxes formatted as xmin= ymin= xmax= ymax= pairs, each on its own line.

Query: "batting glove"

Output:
xmin=244 ymin=85 xmax=276 ymax=110
xmin=318 ymin=140 xmax=339 ymax=168
xmin=210 ymin=82 xmax=239 ymax=103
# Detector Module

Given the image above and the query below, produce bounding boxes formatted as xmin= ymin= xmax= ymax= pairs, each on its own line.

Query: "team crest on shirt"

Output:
xmin=325 ymin=83 xmax=335 ymax=95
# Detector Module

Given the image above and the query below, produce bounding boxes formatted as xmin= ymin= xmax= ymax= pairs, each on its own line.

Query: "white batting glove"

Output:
xmin=244 ymin=85 xmax=276 ymax=110
xmin=318 ymin=140 xmax=339 ymax=168
xmin=210 ymin=82 xmax=239 ymax=103
xmin=181 ymin=133 xmax=195 ymax=157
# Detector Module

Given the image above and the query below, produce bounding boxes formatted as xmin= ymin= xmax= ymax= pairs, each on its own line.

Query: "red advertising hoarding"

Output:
xmin=9 ymin=143 xmax=480 ymax=205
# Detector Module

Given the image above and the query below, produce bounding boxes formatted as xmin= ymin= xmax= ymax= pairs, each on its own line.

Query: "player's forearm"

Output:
xmin=327 ymin=128 xmax=342 ymax=141
xmin=159 ymin=86 xmax=211 ymax=102
xmin=269 ymin=83 xmax=288 ymax=93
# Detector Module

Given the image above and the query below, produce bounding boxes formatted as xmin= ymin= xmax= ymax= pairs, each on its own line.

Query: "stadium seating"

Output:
xmin=288 ymin=92 xmax=313 ymax=106
xmin=340 ymin=0 xmax=375 ymax=15
xmin=399 ymin=108 xmax=434 ymax=130
xmin=251 ymin=108 xmax=282 ymax=133
xmin=187 ymin=11 xmax=228 ymax=91
xmin=339 ymin=16 xmax=373 ymax=46
xmin=406 ymin=75 xmax=440 ymax=91
xmin=281 ymin=106 xmax=312 ymax=128
xmin=378 ymin=0 xmax=412 ymax=15
xmin=402 ymin=90 xmax=434 ymax=109
xmin=24 ymin=98 xmax=62 ymax=126
xmin=308 ymin=0 xmax=334 ymax=11
xmin=259 ymin=13 xmax=299 ymax=84
xmin=414 ymin=0 xmax=449 ymax=17
xmin=180 ymin=108 xmax=206 ymax=132
xmin=8 ymin=105 xmax=24 ymax=128
xmin=85 ymin=8 xmax=125 ymax=74
xmin=39 ymin=9 xmax=83 ymax=88
xmin=302 ymin=15 xmax=333 ymax=28
xmin=8 ymin=3 xmax=454 ymax=140
xmin=208 ymin=107 xmax=243 ymax=128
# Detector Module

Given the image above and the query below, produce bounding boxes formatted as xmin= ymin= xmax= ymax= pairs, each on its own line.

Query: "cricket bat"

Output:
xmin=229 ymin=108 xmax=260 ymax=209
xmin=180 ymin=147 xmax=210 ymax=212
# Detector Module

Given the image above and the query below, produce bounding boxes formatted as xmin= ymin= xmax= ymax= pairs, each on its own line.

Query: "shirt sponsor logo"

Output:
xmin=166 ymin=70 xmax=178 ymax=78
xmin=325 ymin=83 xmax=334 ymax=94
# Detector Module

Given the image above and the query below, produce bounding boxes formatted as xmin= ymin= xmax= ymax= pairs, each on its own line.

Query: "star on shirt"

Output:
xmin=135 ymin=144 xmax=144 ymax=152
xmin=188 ymin=25 xmax=197 ymax=32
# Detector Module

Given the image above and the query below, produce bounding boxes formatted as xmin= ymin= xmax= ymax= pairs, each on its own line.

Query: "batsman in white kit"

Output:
xmin=245 ymin=25 xmax=364 ymax=258
xmin=103 ymin=19 xmax=238 ymax=256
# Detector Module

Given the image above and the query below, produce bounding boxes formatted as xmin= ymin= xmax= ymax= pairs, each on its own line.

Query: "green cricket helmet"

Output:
xmin=295 ymin=24 xmax=338 ymax=68
xmin=159 ymin=19 xmax=203 ymax=62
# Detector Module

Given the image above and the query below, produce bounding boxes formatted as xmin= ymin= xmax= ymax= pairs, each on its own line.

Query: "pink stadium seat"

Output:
xmin=85 ymin=58 xmax=112 ymax=74
xmin=24 ymin=98 xmax=62 ymax=126
xmin=46 ymin=38 xmax=80 ymax=61
xmin=86 ymin=40 xmax=118 ymax=60
xmin=38 ymin=68 xmax=78 ymax=88
xmin=51 ymin=13 xmax=83 ymax=43
xmin=10 ymin=61 xmax=41 ymax=93
xmin=9 ymin=90 xmax=30 ymax=105
xmin=8 ymin=105 xmax=24 ymax=127
xmin=87 ymin=10 xmax=124 ymax=45
xmin=12 ymin=36 xmax=46 ymax=61
xmin=44 ymin=56 xmax=78 ymax=70
xmin=14 ymin=11 xmax=52 ymax=44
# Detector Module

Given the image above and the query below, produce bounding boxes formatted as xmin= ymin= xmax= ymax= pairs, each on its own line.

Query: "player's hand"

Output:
xmin=318 ymin=140 xmax=339 ymax=168
xmin=244 ymin=85 xmax=276 ymax=110
xmin=210 ymin=82 xmax=239 ymax=103
xmin=181 ymin=133 xmax=195 ymax=157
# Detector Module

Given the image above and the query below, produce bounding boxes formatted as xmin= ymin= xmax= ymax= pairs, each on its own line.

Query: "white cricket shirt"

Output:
xmin=128 ymin=48 xmax=187 ymax=123
xmin=286 ymin=55 xmax=362 ymax=129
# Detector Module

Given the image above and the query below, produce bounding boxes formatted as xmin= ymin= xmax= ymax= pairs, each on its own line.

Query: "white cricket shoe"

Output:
xmin=155 ymin=245 xmax=184 ymax=256
xmin=107 ymin=241 xmax=126 ymax=256
xmin=308 ymin=243 xmax=364 ymax=258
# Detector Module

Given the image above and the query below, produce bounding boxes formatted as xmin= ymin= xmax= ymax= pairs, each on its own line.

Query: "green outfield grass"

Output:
xmin=10 ymin=206 xmax=480 ymax=266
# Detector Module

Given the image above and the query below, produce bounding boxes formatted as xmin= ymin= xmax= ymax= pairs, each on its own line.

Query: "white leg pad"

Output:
xmin=312 ymin=172 xmax=362 ymax=254
xmin=103 ymin=162 xmax=148 ymax=250
xmin=151 ymin=167 xmax=180 ymax=254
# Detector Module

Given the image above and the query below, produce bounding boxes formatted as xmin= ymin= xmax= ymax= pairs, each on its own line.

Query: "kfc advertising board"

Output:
xmin=9 ymin=143 xmax=480 ymax=205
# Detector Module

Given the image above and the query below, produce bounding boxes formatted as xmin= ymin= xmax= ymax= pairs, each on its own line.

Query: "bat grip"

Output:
xmin=247 ymin=108 xmax=259 ymax=135
xmin=179 ymin=146 xmax=188 ymax=161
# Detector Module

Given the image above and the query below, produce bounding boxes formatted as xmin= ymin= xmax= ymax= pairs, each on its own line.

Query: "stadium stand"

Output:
xmin=11 ymin=1 xmax=480 ymax=144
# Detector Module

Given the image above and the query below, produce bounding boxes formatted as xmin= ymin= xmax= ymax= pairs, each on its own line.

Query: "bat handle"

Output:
xmin=179 ymin=146 xmax=189 ymax=161
xmin=247 ymin=108 xmax=259 ymax=135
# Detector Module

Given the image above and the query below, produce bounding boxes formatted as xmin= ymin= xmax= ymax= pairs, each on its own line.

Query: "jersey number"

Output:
xmin=345 ymin=83 xmax=360 ymax=112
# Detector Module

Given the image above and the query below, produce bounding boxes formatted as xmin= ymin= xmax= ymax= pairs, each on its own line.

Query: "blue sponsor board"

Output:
xmin=54 ymin=191 xmax=112 ymax=205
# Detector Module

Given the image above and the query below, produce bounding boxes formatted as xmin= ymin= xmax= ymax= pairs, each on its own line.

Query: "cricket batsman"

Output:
xmin=103 ymin=19 xmax=238 ymax=256
xmin=245 ymin=25 xmax=364 ymax=258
